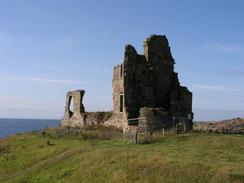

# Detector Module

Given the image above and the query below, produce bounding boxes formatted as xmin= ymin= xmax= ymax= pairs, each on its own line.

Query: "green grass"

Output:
xmin=0 ymin=130 xmax=244 ymax=183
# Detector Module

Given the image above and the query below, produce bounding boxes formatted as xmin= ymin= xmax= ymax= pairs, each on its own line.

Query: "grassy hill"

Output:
xmin=0 ymin=129 xmax=244 ymax=183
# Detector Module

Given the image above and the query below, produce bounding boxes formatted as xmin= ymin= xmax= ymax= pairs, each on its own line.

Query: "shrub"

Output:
xmin=46 ymin=140 xmax=55 ymax=146
xmin=0 ymin=144 xmax=9 ymax=154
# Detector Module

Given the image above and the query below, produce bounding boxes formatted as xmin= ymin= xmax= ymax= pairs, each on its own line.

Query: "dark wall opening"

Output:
xmin=68 ymin=96 xmax=75 ymax=115
xmin=119 ymin=94 xmax=123 ymax=112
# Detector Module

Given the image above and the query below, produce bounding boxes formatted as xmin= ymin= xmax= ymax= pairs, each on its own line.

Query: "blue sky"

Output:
xmin=0 ymin=0 xmax=243 ymax=121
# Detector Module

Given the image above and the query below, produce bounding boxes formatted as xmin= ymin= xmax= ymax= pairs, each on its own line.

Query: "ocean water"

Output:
xmin=0 ymin=118 xmax=60 ymax=139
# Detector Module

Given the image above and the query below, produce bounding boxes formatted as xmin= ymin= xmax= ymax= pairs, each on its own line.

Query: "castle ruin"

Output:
xmin=61 ymin=34 xmax=193 ymax=133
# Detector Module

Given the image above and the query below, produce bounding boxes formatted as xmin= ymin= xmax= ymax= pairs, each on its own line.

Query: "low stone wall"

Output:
xmin=62 ymin=111 xmax=113 ymax=128
xmin=138 ymin=107 xmax=172 ymax=132
xmin=104 ymin=111 xmax=128 ymax=130
xmin=84 ymin=112 xmax=113 ymax=126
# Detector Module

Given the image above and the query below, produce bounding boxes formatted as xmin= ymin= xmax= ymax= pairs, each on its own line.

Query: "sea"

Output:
xmin=0 ymin=118 xmax=60 ymax=139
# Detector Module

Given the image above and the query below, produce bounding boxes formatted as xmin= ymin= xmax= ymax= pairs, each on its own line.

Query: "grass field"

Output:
xmin=0 ymin=129 xmax=244 ymax=183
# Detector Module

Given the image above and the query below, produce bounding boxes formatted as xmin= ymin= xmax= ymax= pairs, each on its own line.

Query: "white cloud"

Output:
xmin=191 ymin=84 xmax=244 ymax=92
xmin=220 ymin=70 xmax=244 ymax=76
xmin=0 ymin=32 xmax=14 ymax=39
xmin=204 ymin=43 xmax=243 ymax=53
xmin=193 ymin=108 xmax=244 ymax=121
xmin=1 ymin=77 xmax=86 ymax=84
xmin=0 ymin=95 xmax=64 ymax=119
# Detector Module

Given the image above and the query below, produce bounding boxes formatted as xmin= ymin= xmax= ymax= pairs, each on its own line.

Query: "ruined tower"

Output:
xmin=110 ymin=34 xmax=193 ymax=133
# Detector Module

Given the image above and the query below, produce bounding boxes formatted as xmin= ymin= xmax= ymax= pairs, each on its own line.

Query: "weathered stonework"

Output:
xmin=138 ymin=107 xmax=171 ymax=132
xmin=62 ymin=90 xmax=85 ymax=127
xmin=109 ymin=34 xmax=193 ymax=133
xmin=62 ymin=90 xmax=112 ymax=127
xmin=61 ymin=34 xmax=193 ymax=133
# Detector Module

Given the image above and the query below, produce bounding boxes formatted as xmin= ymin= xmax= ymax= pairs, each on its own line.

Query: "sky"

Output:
xmin=0 ymin=0 xmax=243 ymax=121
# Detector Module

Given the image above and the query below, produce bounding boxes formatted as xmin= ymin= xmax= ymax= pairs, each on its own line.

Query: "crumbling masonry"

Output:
xmin=62 ymin=90 xmax=112 ymax=127
xmin=62 ymin=34 xmax=193 ymax=133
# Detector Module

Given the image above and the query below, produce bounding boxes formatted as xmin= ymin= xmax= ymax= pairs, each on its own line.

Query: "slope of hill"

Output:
xmin=0 ymin=130 xmax=244 ymax=183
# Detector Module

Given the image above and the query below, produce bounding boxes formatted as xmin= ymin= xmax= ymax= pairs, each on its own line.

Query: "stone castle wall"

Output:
xmin=61 ymin=90 xmax=112 ymax=127
xmin=62 ymin=90 xmax=85 ymax=127
xmin=113 ymin=35 xmax=193 ymax=132
xmin=61 ymin=34 xmax=193 ymax=133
